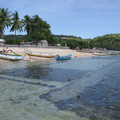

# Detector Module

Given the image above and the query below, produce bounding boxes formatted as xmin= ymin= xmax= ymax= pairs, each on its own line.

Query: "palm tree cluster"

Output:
xmin=0 ymin=8 xmax=51 ymax=42
xmin=24 ymin=15 xmax=51 ymax=42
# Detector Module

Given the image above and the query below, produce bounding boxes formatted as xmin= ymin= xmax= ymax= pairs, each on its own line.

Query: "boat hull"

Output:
xmin=26 ymin=51 xmax=57 ymax=58
xmin=0 ymin=53 xmax=24 ymax=61
xmin=55 ymin=54 xmax=72 ymax=60
xmin=93 ymin=53 xmax=107 ymax=56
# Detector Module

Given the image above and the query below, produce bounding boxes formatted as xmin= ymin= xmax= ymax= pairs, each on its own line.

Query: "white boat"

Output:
xmin=93 ymin=52 xmax=107 ymax=56
xmin=93 ymin=51 xmax=114 ymax=56
xmin=25 ymin=50 xmax=57 ymax=58
xmin=0 ymin=53 xmax=24 ymax=61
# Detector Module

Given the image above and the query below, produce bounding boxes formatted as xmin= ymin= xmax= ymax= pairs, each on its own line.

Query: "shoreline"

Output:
xmin=0 ymin=47 xmax=94 ymax=61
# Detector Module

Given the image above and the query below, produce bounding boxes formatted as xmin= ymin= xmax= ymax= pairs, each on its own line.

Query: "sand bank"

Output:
xmin=0 ymin=47 xmax=93 ymax=61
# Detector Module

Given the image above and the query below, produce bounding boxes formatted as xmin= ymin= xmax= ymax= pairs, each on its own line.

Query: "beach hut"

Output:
xmin=0 ymin=39 xmax=5 ymax=46
xmin=38 ymin=40 xmax=48 ymax=47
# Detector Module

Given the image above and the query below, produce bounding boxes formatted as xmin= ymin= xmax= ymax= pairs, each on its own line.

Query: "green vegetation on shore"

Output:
xmin=89 ymin=34 xmax=120 ymax=51
xmin=52 ymin=34 xmax=120 ymax=51
xmin=0 ymin=8 xmax=120 ymax=50
xmin=0 ymin=8 xmax=51 ymax=43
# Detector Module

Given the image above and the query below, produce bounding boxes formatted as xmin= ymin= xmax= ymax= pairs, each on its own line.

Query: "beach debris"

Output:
xmin=68 ymin=79 xmax=71 ymax=81
xmin=33 ymin=103 xmax=37 ymax=106
xmin=74 ymin=55 xmax=78 ymax=57
xmin=76 ymin=94 xmax=81 ymax=99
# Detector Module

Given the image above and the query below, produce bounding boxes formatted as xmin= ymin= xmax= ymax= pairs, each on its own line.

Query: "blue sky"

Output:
xmin=1 ymin=0 xmax=120 ymax=38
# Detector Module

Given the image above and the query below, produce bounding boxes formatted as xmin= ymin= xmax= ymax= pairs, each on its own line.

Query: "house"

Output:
xmin=0 ymin=39 xmax=5 ymax=46
xmin=38 ymin=40 xmax=48 ymax=47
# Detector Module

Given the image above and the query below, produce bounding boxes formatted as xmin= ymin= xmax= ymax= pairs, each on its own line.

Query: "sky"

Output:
xmin=1 ymin=0 xmax=120 ymax=38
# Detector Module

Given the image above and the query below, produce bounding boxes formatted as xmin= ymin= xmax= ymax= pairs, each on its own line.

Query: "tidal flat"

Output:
xmin=0 ymin=56 xmax=120 ymax=120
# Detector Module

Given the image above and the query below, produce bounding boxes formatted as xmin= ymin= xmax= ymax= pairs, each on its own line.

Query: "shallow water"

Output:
xmin=0 ymin=56 xmax=120 ymax=120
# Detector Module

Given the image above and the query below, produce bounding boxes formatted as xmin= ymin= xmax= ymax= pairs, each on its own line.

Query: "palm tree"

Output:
xmin=10 ymin=11 xmax=22 ymax=35
xmin=23 ymin=15 xmax=32 ymax=36
xmin=31 ymin=15 xmax=41 ymax=32
xmin=33 ymin=15 xmax=40 ymax=23
xmin=23 ymin=14 xmax=51 ymax=42
xmin=32 ymin=15 xmax=51 ymax=39
xmin=0 ymin=8 xmax=11 ymax=38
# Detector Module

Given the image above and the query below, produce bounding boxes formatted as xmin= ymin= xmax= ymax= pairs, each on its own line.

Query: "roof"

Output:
xmin=40 ymin=40 xmax=47 ymax=42
xmin=0 ymin=39 xmax=5 ymax=42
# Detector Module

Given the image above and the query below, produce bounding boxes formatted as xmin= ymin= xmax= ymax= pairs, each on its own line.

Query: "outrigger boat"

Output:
xmin=55 ymin=54 xmax=72 ymax=60
xmin=25 ymin=50 xmax=57 ymax=58
xmin=0 ymin=49 xmax=24 ymax=61
xmin=93 ymin=52 xmax=107 ymax=56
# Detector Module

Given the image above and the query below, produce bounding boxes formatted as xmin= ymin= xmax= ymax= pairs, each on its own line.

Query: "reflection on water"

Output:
xmin=0 ymin=60 xmax=51 ymax=79
xmin=0 ymin=59 xmax=89 ymax=82
xmin=0 ymin=56 xmax=120 ymax=120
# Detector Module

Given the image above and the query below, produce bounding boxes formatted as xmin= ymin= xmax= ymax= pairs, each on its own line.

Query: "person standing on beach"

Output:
xmin=22 ymin=40 xmax=24 ymax=45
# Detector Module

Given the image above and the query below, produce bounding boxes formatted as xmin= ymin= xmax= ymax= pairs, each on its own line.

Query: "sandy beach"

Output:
xmin=0 ymin=47 xmax=93 ymax=61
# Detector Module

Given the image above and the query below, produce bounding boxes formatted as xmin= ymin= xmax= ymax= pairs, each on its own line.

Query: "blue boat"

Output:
xmin=55 ymin=54 xmax=72 ymax=60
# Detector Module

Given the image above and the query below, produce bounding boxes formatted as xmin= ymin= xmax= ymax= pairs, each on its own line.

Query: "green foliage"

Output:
xmin=4 ymin=35 xmax=27 ymax=44
xmin=23 ymin=15 xmax=32 ymax=36
xmin=0 ymin=8 xmax=11 ymax=38
xmin=0 ymin=8 xmax=52 ymax=42
xmin=66 ymin=39 xmax=78 ymax=49
xmin=51 ymin=34 xmax=120 ymax=50
xmin=51 ymin=35 xmax=89 ymax=49
xmin=24 ymin=15 xmax=51 ymax=42
xmin=92 ymin=34 xmax=120 ymax=50
xmin=10 ymin=11 xmax=23 ymax=35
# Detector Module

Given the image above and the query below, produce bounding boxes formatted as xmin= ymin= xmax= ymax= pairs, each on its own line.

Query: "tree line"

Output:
xmin=51 ymin=34 xmax=120 ymax=51
xmin=0 ymin=8 xmax=51 ymax=43
xmin=89 ymin=34 xmax=120 ymax=51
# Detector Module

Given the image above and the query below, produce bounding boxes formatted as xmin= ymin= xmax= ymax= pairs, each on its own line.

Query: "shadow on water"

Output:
xmin=0 ymin=60 xmax=90 ymax=82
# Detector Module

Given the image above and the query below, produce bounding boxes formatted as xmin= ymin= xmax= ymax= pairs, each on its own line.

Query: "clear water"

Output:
xmin=0 ymin=56 xmax=120 ymax=120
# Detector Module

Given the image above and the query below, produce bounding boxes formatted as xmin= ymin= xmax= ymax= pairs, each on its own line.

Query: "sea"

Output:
xmin=0 ymin=55 xmax=120 ymax=120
